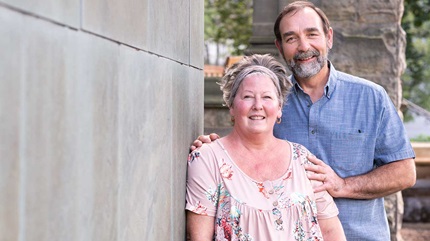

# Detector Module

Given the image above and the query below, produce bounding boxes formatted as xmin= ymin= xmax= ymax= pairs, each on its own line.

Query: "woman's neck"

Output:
xmin=223 ymin=129 xmax=277 ymax=152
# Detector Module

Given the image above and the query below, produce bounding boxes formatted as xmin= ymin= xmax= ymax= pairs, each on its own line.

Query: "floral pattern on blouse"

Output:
xmin=214 ymin=182 xmax=253 ymax=241
xmin=186 ymin=141 xmax=338 ymax=241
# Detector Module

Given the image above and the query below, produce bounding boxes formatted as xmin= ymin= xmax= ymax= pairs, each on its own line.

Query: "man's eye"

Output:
xmin=286 ymin=37 xmax=296 ymax=43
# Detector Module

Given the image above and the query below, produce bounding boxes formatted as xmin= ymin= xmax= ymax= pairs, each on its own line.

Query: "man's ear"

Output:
xmin=327 ymin=27 xmax=334 ymax=49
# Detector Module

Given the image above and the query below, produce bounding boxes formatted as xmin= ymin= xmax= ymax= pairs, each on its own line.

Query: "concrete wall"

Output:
xmin=0 ymin=1 xmax=203 ymax=240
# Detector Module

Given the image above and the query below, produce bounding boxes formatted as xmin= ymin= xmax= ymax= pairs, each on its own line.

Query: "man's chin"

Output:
xmin=293 ymin=66 xmax=320 ymax=79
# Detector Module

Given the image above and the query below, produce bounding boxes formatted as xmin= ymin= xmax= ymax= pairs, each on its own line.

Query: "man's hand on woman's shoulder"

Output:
xmin=190 ymin=133 xmax=220 ymax=152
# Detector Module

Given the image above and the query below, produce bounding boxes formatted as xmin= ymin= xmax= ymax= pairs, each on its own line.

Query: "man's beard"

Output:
xmin=285 ymin=49 xmax=327 ymax=79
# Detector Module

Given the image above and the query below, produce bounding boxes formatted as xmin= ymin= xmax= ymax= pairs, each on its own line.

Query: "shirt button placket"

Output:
xmin=308 ymin=102 xmax=318 ymax=151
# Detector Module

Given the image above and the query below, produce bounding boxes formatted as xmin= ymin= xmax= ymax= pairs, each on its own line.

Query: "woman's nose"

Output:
xmin=253 ymin=98 xmax=263 ymax=110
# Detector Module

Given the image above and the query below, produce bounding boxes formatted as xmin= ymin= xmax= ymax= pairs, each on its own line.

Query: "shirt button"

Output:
xmin=311 ymin=130 xmax=315 ymax=134
xmin=269 ymin=190 xmax=274 ymax=195
xmin=273 ymin=201 xmax=278 ymax=206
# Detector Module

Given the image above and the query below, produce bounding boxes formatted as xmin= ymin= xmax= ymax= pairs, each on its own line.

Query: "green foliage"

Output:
xmin=411 ymin=134 xmax=430 ymax=142
xmin=402 ymin=0 xmax=430 ymax=121
xmin=204 ymin=0 xmax=253 ymax=64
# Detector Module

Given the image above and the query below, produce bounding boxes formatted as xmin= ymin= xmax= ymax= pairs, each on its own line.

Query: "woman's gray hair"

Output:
xmin=219 ymin=54 xmax=292 ymax=108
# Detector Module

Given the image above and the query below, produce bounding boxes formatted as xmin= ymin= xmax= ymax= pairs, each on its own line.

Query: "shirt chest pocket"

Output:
xmin=328 ymin=129 xmax=368 ymax=176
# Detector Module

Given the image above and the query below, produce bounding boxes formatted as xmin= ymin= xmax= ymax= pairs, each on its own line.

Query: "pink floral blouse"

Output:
xmin=186 ymin=140 xmax=339 ymax=241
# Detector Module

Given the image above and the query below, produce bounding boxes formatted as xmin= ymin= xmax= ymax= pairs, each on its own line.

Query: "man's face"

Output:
xmin=275 ymin=7 xmax=333 ymax=80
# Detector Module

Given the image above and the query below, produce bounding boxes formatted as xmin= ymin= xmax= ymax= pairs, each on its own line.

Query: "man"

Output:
xmin=192 ymin=1 xmax=416 ymax=240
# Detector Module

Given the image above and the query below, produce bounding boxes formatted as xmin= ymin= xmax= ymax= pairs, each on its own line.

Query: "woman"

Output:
xmin=186 ymin=54 xmax=345 ymax=240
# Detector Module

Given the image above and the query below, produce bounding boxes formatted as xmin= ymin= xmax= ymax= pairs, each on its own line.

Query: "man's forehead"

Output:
xmin=280 ymin=8 xmax=323 ymax=30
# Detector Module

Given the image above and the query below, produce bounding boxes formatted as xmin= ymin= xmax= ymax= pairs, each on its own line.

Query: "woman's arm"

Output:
xmin=318 ymin=216 xmax=346 ymax=241
xmin=186 ymin=211 xmax=215 ymax=241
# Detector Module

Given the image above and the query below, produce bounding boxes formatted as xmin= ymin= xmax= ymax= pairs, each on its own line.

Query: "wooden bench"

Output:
xmin=412 ymin=142 xmax=430 ymax=179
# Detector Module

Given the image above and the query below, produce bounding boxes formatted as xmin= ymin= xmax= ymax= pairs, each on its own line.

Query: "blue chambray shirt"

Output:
xmin=274 ymin=62 xmax=415 ymax=241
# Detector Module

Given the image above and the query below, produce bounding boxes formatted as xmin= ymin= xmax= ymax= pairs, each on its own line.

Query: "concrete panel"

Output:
xmin=82 ymin=0 xmax=149 ymax=51
xmin=0 ymin=7 xmax=23 ymax=241
xmin=117 ymin=47 xmax=172 ymax=240
xmin=189 ymin=0 xmax=204 ymax=69
xmin=0 ymin=0 xmax=80 ymax=28
xmin=83 ymin=0 xmax=192 ymax=65
xmin=21 ymin=15 xmax=80 ymax=241
xmin=14 ymin=13 xmax=120 ymax=240
xmin=65 ymin=33 xmax=95 ymax=241
xmin=147 ymin=0 xmax=189 ymax=63
xmin=73 ymin=33 xmax=120 ymax=241
xmin=171 ymin=66 xmax=204 ymax=239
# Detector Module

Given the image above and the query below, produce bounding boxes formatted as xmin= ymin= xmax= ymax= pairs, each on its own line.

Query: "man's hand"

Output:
xmin=306 ymin=156 xmax=415 ymax=200
xmin=305 ymin=155 xmax=346 ymax=198
xmin=190 ymin=133 xmax=220 ymax=152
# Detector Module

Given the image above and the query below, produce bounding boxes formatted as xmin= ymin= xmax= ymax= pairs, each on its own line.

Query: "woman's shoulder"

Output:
xmin=285 ymin=141 xmax=313 ymax=166
xmin=188 ymin=140 xmax=224 ymax=164
xmin=285 ymin=141 xmax=310 ymax=154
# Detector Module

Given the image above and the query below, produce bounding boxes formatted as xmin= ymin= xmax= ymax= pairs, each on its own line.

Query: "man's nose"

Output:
xmin=297 ymin=38 xmax=311 ymax=52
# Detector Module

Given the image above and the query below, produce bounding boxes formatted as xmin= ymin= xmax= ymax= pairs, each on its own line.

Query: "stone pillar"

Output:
xmin=247 ymin=1 xmax=406 ymax=240
xmin=325 ymin=0 xmax=406 ymax=108
xmin=322 ymin=2 xmax=406 ymax=240
xmin=245 ymin=0 xmax=282 ymax=56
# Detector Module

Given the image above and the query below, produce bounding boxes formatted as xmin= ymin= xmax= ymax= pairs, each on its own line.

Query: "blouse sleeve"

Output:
xmin=185 ymin=144 xmax=220 ymax=217
xmin=298 ymin=144 xmax=339 ymax=220
xmin=313 ymin=184 xmax=339 ymax=220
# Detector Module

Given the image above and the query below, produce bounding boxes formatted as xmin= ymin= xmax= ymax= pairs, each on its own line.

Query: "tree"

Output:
xmin=402 ymin=0 xmax=430 ymax=121
xmin=204 ymin=0 xmax=253 ymax=65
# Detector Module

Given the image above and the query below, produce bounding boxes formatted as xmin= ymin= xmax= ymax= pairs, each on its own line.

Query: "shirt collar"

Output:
xmin=290 ymin=61 xmax=338 ymax=99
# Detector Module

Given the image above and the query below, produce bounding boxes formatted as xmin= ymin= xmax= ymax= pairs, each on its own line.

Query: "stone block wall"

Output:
xmin=247 ymin=0 xmax=405 ymax=107
xmin=0 ymin=1 xmax=203 ymax=240
xmin=323 ymin=0 xmax=406 ymax=108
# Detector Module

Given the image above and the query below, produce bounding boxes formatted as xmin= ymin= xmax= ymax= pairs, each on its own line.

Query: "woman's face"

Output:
xmin=230 ymin=73 xmax=282 ymax=135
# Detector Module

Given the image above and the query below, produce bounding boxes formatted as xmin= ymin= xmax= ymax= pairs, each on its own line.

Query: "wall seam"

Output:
xmin=18 ymin=22 xmax=27 ymax=241
xmin=0 ymin=2 xmax=199 ymax=70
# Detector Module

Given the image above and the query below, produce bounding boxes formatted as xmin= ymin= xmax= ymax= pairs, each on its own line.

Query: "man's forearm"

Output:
xmin=340 ymin=158 xmax=416 ymax=199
